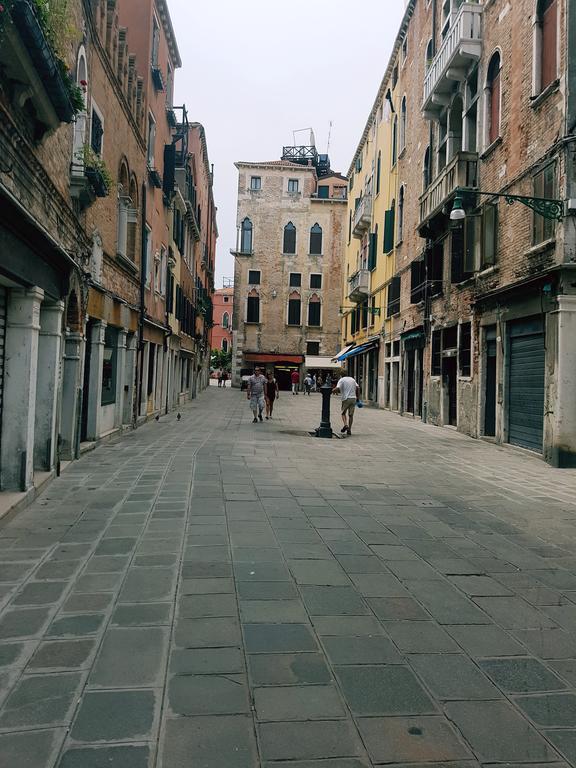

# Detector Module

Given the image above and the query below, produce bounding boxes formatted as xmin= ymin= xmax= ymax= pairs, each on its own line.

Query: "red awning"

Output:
xmin=245 ymin=353 xmax=304 ymax=364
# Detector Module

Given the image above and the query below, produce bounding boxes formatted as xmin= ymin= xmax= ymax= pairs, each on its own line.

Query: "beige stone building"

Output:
xmin=231 ymin=147 xmax=347 ymax=390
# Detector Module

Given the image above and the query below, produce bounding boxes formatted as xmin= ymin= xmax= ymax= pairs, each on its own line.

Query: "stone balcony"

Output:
xmin=352 ymin=195 xmax=372 ymax=239
xmin=419 ymin=151 xmax=478 ymax=229
xmin=348 ymin=269 xmax=371 ymax=302
xmin=422 ymin=3 xmax=483 ymax=118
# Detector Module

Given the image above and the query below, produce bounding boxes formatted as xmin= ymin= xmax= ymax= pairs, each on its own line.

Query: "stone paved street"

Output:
xmin=2 ymin=388 xmax=576 ymax=767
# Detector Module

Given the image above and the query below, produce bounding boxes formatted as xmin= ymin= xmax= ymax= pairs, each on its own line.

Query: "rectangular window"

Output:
xmin=306 ymin=341 xmax=320 ymax=355
xmin=247 ymin=296 xmax=260 ymax=323
xmin=426 ymin=241 xmax=444 ymax=296
xmin=250 ymin=176 xmax=261 ymax=190
xmin=410 ymin=259 xmax=426 ymax=304
xmin=431 ymin=330 xmax=442 ymax=375
xmin=101 ymin=326 xmax=118 ymax=406
xmin=145 ymin=226 xmax=152 ymax=286
xmin=317 ymin=185 xmax=329 ymax=199
xmin=147 ymin=113 xmax=156 ymax=167
xmin=370 ymin=296 xmax=377 ymax=327
xmin=459 ymin=322 xmax=472 ymax=377
xmin=533 ymin=163 xmax=556 ymax=244
xmin=91 ymin=107 xmax=103 ymax=156
xmin=386 ymin=275 xmax=401 ymax=317
xmin=289 ymin=273 xmax=301 ymax=287
xmin=368 ymin=231 xmax=377 ymax=270
xmin=383 ymin=207 xmax=395 ymax=253
xmin=482 ymin=203 xmax=498 ymax=268
xmin=450 ymin=222 xmax=475 ymax=283
xmin=151 ymin=16 xmax=160 ymax=65
xmin=288 ymin=298 xmax=301 ymax=326
xmin=308 ymin=301 xmax=321 ymax=327
xmin=159 ymin=246 xmax=167 ymax=295
xmin=288 ymin=179 xmax=299 ymax=193
xmin=310 ymin=273 xmax=322 ymax=289
xmin=248 ymin=270 xmax=261 ymax=285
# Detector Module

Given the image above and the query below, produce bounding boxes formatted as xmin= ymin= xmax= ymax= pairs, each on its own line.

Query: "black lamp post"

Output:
xmin=315 ymin=375 xmax=334 ymax=438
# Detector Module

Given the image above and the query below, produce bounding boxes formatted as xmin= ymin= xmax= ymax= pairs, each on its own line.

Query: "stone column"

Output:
xmin=548 ymin=295 xmax=576 ymax=467
xmin=114 ymin=329 xmax=127 ymax=428
xmin=34 ymin=301 xmax=64 ymax=471
xmin=123 ymin=333 xmax=137 ymax=426
xmin=85 ymin=320 xmax=106 ymax=441
xmin=60 ymin=330 xmax=84 ymax=460
xmin=1 ymin=287 xmax=44 ymax=490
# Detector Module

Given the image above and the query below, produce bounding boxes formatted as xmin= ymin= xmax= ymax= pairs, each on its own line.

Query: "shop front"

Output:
xmin=244 ymin=353 xmax=304 ymax=391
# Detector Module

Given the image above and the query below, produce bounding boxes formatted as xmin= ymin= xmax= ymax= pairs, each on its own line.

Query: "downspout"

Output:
xmin=135 ymin=181 xmax=147 ymax=425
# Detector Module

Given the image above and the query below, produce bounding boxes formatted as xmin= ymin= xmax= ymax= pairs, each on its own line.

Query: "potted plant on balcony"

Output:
xmin=78 ymin=145 xmax=112 ymax=198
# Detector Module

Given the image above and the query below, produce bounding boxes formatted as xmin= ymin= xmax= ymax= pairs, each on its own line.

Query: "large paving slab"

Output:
xmin=1 ymin=387 xmax=576 ymax=766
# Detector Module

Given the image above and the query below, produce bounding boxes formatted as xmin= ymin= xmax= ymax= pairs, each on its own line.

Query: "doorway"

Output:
xmin=406 ymin=350 xmax=415 ymax=414
xmin=80 ymin=320 xmax=93 ymax=441
xmin=484 ymin=328 xmax=497 ymax=437
xmin=442 ymin=356 xmax=458 ymax=426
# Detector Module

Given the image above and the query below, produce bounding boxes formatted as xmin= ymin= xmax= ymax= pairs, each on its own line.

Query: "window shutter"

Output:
xmin=383 ymin=208 xmax=395 ymax=253
xmin=451 ymin=227 xmax=464 ymax=283
xmin=410 ymin=260 xmax=425 ymax=303
xmin=368 ymin=232 xmax=377 ymax=270
xmin=308 ymin=301 xmax=321 ymax=327
xmin=459 ymin=322 xmax=472 ymax=377
xmin=541 ymin=0 xmax=558 ymax=90
xmin=386 ymin=276 xmax=401 ymax=317
xmin=318 ymin=186 xmax=329 ymax=199
xmin=163 ymin=143 xmax=176 ymax=197
xmin=431 ymin=330 xmax=442 ymax=375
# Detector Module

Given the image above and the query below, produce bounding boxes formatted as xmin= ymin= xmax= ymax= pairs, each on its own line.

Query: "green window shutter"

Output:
xmin=383 ymin=208 xmax=395 ymax=253
xmin=368 ymin=232 xmax=377 ymax=270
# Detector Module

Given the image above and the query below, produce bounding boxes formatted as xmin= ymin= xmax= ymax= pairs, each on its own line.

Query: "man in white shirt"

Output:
xmin=247 ymin=367 xmax=267 ymax=423
xmin=332 ymin=374 xmax=360 ymax=435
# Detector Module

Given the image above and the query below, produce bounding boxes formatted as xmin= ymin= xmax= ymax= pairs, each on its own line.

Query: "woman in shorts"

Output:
xmin=264 ymin=371 xmax=279 ymax=419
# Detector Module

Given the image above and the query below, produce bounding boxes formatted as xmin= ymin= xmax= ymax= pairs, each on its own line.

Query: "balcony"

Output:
xmin=352 ymin=195 xmax=372 ymax=239
xmin=419 ymin=151 xmax=478 ymax=228
xmin=348 ymin=269 xmax=370 ymax=302
xmin=422 ymin=3 xmax=483 ymax=117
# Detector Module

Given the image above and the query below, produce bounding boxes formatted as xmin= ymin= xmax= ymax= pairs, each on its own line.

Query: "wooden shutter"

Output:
xmin=383 ymin=208 xmax=395 ymax=253
xmin=489 ymin=69 xmax=500 ymax=145
xmin=368 ymin=232 xmax=377 ymax=270
xmin=163 ymin=144 xmax=176 ymax=197
xmin=541 ymin=0 xmax=558 ymax=90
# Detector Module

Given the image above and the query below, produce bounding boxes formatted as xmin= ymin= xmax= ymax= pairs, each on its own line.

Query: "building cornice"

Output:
xmin=347 ymin=0 xmax=416 ymax=178
xmin=156 ymin=0 xmax=182 ymax=68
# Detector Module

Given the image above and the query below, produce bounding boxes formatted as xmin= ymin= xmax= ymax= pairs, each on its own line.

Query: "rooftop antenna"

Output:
xmin=326 ymin=121 xmax=333 ymax=155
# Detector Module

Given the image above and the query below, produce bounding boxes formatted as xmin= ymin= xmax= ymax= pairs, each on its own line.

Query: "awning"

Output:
xmin=402 ymin=328 xmax=425 ymax=351
xmin=244 ymin=353 xmax=304 ymax=364
xmin=305 ymin=356 xmax=344 ymax=370
xmin=332 ymin=344 xmax=354 ymax=361
xmin=340 ymin=341 xmax=378 ymax=360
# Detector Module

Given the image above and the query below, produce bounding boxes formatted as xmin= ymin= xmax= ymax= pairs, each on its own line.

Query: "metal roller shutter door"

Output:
xmin=0 ymin=287 xmax=5 ymax=434
xmin=508 ymin=318 xmax=545 ymax=453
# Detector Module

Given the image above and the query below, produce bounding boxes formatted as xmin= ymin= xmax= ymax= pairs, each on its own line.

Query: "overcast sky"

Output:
xmin=170 ymin=0 xmax=406 ymax=286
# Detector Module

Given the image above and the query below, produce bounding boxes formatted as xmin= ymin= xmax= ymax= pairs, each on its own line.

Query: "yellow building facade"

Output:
xmin=339 ymin=65 xmax=399 ymax=406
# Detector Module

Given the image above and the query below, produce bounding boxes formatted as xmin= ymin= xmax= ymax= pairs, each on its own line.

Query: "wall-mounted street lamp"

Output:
xmin=338 ymin=306 xmax=381 ymax=317
xmin=450 ymin=187 xmax=565 ymax=222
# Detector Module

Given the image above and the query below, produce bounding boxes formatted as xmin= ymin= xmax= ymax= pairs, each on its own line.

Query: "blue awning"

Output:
xmin=340 ymin=341 xmax=378 ymax=360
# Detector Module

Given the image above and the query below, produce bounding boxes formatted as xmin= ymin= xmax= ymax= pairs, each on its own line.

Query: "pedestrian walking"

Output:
xmin=332 ymin=374 xmax=360 ymax=435
xmin=264 ymin=371 xmax=279 ymax=419
xmin=217 ymin=371 xmax=223 ymax=388
xmin=291 ymin=369 xmax=300 ymax=395
xmin=247 ymin=367 xmax=267 ymax=423
xmin=304 ymin=374 xmax=313 ymax=396
xmin=316 ymin=373 xmax=324 ymax=389
xmin=312 ymin=373 xmax=317 ymax=392
xmin=222 ymin=371 xmax=228 ymax=388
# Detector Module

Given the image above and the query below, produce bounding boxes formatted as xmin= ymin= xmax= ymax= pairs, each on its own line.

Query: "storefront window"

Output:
xmin=101 ymin=326 xmax=118 ymax=405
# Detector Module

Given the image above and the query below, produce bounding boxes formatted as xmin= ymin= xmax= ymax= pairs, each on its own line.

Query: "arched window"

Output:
xmin=222 ymin=312 xmax=229 ymax=329
xmin=376 ymin=151 xmax=381 ymax=195
xmin=486 ymin=53 xmax=501 ymax=146
xmin=222 ymin=339 xmax=228 ymax=352
xmin=423 ymin=146 xmax=431 ymax=191
xmin=536 ymin=0 xmax=557 ymax=93
xmin=283 ymin=222 xmax=296 ymax=254
xmin=240 ymin=218 xmax=253 ymax=253
xmin=392 ymin=116 xmax=398 ymax=166
xmin=400 ymin=96 xmax=407 ymax=152
xmin=73 ymin=46 xmax=88 ymax=165
xmin=117 ymin=160 xmax=132 ymax=259
xmin=287 ymin=291 xmax=301 ymax=326
xmin=425 ymin=39 xmax=434 ymax=71
xmin=397 ymin=186 xmax=405 ymax=244
xmin=308 ymin=293 xmax=321 ymax=327
xmin=309 ymin=223 xmax=322 ymax=255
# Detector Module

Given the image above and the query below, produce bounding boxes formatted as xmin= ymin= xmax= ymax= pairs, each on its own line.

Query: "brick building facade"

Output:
xmin=232 ymin=148 xmax=346 ymax=391
xmin=212 ymin=287 xmax=234 ymax=354
xmin=344 ymin=0 xmax=576 ymax=466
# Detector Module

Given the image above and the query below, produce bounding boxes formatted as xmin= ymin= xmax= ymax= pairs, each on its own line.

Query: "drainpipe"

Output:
xmin=135 ymin=181 xmax=147 ymax=425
